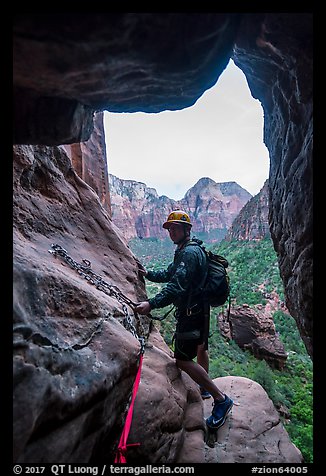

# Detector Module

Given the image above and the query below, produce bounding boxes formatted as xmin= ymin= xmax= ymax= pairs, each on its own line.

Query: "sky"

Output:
xmin=104 ymin=59 xmax=270 ymax=201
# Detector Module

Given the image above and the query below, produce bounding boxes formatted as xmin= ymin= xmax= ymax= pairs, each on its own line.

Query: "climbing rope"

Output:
xmin=114 ymin=353 xmax=143 ymax=463
xmin=48 ymin=243 xmax=147 ymax=462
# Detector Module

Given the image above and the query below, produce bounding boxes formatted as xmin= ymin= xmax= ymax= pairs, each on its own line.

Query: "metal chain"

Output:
xmin=48 ymin=243 xmax=146 ymax=354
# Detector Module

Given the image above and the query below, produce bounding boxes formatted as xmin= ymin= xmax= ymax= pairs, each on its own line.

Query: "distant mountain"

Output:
xmin=226 ymin=179 xmax=270 ymax=241
xmin=108 ymin=174 xmax=252 ymax=242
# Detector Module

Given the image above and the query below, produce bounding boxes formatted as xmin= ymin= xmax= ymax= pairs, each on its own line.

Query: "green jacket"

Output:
xmin=147 ymin=239 xmax=207 ymax=310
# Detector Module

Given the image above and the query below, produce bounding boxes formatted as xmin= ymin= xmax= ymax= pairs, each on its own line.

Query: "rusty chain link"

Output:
xmin=48 ymin=243 xmax=146 ymax=354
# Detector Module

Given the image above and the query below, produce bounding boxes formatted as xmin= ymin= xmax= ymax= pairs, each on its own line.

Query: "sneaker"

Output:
xmin=200 ymin=387 xmax=212 ymax=400
xmin=206 ymin=395 xmax=233 ymax=429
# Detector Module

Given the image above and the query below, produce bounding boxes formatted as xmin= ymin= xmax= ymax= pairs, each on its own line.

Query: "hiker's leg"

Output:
xmin=197 ymin=342 xmax=209 ymax=373
xmin=174 ymin=335 xmax=224 ymax=401
xmin=176 ymin=358 xmax=224 ymax=401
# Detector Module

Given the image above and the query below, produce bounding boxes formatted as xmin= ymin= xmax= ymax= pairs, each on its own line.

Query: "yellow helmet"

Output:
xmin=163 ymin=210 xmax=192 ymax=229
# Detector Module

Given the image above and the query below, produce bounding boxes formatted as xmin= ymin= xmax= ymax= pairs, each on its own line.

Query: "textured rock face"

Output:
xmin=12 ymin=139 xmax=296 ymax=463
xmin=13 ymin=13 xmax=313 ymax=358
xmin=182 ymin=178 xmax=252 ymax=234
xmin=13 ymin=13 xmax=240 ymax=144
xmin=109 ymin=174 xmax=251 ymax=241
xmin=218 ymin=304 xmax=288 ymax=370
xmin=203 ymin=376 xmax=302 ymax=463
xmin=125 ymin=327 xmax=206 ymax=464
xmin=226 ymin=179 xmax=270 ymax=240
xmin=109 ymin=174 xmax=175 ymax=241
xmin=62 ymin=112 xmax=111 ymax=214
xmin=13 ymin=143 xmax=207 ymax=463
xmin=13 ymin=144 xmax=148 ymax=462
xmin=12 ymin=12 xmax=313 ymax=464
xmin=233 ymin=14 xmax=313 ymax=357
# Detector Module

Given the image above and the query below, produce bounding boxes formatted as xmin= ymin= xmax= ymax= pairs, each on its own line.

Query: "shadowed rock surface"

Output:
xmin=13 ymin=13 xmax=312 ymax=463
xmin=13 ymin=13 xmax=313 ymax=357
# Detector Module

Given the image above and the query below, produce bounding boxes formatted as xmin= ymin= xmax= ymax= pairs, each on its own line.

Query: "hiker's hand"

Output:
xmin=138 ymin=266 xmax=147 ymax=277
xmin=135 ymin=301 xmax=151 ymax=315
xmin=136 ymin=259 xmax=147 ymax=278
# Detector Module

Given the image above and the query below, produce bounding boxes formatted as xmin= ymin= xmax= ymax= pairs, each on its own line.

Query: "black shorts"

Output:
xmin=173 ymin=330 xmax=204 ymax=361
xmin=173 ymin=302 xmax=209 ymax=361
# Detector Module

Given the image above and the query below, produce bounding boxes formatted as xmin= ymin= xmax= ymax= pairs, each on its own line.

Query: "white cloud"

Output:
xmin=104 ymin=59 xmax=270 ymax=200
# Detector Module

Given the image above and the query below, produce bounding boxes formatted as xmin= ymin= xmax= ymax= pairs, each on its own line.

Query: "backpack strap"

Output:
xmin=202 ymin=299 xmax=210 ymax=344
xmin=184 ymin=239 xmax=209 ymax=311
xmin=185 ymin=239 xmax=209 ymax=287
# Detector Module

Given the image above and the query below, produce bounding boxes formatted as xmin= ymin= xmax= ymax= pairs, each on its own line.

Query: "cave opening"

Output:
xmin=13 ymin=13 xmax=313 ymax=463
xmin=103 ymin=59 xmax=270 ymax=202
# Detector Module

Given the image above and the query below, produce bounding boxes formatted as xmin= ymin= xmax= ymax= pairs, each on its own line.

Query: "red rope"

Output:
xmin=114 ymin=354 xmax=143 ymax=463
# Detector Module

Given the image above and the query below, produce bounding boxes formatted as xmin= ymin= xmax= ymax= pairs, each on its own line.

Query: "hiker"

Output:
xmin=135 ymin=210 xmax=233 ymax=430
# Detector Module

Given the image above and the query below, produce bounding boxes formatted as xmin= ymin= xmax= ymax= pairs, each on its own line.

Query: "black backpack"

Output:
xmin=186 ymin=238 xmax=230 ymax=308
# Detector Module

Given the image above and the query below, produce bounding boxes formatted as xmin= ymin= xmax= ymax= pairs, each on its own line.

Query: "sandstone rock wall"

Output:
xmin=218 ymin=304 xmax=288 ymax=370
xmin=12 ymin=12 xmax=313 ymax=464
xmin=232 ymin=13 xmax=313 ymax=356
xmin=13 ymin=13 xmax=313 ymax=357
xmin=202 ymin=376 xmax=302 ymax=463
xmin=109 ymin=174 xmax=251 ymax=241
xmin=61 ymin=112 xmax=111 ymax=214
xmin=13 ymin=143 xmax=301 ymax=463
xmin=226 ymin=179 xmax=270 ymax=241
xmin=13 ymin=144 xmax=148 ymax=462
